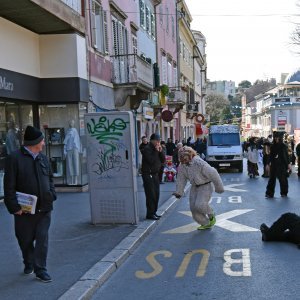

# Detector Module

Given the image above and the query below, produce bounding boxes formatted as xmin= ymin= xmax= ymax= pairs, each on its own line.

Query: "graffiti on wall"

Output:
xmin=87 ymin=116 xmax=130 ymax=177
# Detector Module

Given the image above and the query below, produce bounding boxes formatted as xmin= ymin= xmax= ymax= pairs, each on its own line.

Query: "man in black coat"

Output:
xmin=260 ymin=213 xmax=300 ymax=249
xmin=4 ymin=126 xmax=56 ymax=283
xmin=141 ymin=133 xmax=165 ymax=220
xmin=265 ymin=131 xmax=291 ymax=198
xmin=166 ymin=138 xmax=176 ymax=156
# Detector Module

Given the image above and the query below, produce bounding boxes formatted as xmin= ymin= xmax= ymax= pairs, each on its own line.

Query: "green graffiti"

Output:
xmin=87 ymin=116 xmax=129 ymax=157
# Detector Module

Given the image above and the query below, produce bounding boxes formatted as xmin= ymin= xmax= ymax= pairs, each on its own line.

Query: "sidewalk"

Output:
xmin=0 ymin=177 xmax=181 ymax=300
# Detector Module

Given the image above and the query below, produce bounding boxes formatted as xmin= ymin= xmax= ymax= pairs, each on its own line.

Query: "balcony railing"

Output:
xmin=111 ymin=54 xmax=153 ymax=89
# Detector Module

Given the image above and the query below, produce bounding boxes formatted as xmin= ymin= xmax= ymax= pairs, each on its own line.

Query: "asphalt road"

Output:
xmin=91 ymin=163 xmax=300 ymax=300
xmin=0 ymin=177 xmax=175 ymax=300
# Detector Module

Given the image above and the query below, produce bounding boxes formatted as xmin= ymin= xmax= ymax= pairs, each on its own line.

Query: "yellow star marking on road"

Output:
xmin=163 ymin=209 xmax=259 ymax=234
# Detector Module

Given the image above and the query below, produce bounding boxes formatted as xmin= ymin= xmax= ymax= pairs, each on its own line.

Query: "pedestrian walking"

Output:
xmin=4 ymin=125 xmax=57 ymax=283
xmin=260 ymin=213 xmax=300 ymax=249
xmin=173 ymin=146 xmax=224 ymax=230
xmin=265 ymin=131 xmax=291 ymax=198
xmin=159 ymin=140 xmax=167 ymax=184
xmin=141 ymin=133 xmax=165 ymax=220
xmin=246 ymin=137 xmax=259 ymax=178
xmin=139 ymin=136 xmax=148 ymax=154
xmin=166 ymin=138 xmax=176 ymax=156
xmin=262 ymin=135 xmax=272 ymax=178
xmin=172 ymin=142 xmax=183 ymax=168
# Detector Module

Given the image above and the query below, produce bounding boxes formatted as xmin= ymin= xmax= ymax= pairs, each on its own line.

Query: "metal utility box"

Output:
xmin=85 ymin=111 xmax=138 ymax=224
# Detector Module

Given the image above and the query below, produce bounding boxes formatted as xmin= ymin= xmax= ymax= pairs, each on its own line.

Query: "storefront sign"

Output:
xmin=143 ymin=107 xmax=154 ymax=120
xmin=0 ymin=76 xmax=13 ymax=91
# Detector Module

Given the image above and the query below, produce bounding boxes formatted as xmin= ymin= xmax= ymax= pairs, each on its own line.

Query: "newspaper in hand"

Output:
xmin=16 ymin=192 xmax=37 ymax=214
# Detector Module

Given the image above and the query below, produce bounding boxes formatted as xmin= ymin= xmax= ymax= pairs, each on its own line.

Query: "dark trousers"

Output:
xmin=14 ymin=211 xmax=51 ymax=274
xmin=142 ymin=173 xmax=160 ymax=216
xmin=266 ymin=169 xmax=288 ymax=196
xmin=265 ymin=213 xmax=300 ymax=244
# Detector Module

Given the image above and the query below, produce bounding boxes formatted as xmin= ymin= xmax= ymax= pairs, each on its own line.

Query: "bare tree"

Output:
xmin=290 ymin=1 xmax=300 ymax=53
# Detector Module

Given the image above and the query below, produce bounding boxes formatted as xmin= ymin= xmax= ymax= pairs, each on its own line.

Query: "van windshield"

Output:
xmin=209 ymin=133 xmax=240 ymax=146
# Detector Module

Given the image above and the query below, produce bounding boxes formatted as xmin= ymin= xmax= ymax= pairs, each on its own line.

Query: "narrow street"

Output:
xmin=92 ymin=165 xmax=300 ymax=300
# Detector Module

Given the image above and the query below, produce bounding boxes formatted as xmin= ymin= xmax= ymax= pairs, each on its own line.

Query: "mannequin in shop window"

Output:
xmin=64 ymin=120 xmax=81 ymax=185
xmin=5 ymin=120 xmax=20 ymax=155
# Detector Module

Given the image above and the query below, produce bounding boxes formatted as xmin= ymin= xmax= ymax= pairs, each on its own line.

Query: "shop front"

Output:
xmin=0 ymin=67 xmax=89 ymax=197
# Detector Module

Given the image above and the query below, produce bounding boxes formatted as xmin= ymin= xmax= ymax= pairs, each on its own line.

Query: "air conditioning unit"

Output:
xmin=187 ymin=104 xmax=197 ymax=112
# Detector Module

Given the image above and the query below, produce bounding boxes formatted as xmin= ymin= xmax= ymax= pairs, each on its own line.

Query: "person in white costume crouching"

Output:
xmin=173 ymin=146 xmax=224 ymax=230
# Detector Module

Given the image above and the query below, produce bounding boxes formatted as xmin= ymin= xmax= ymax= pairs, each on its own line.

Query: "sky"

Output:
xmin=185 ymin=0 xmax=300 ymax=85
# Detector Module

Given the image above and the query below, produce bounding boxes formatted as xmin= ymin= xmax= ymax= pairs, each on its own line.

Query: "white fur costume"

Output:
xmin=176 ymin=156 xmax=224 ymax=225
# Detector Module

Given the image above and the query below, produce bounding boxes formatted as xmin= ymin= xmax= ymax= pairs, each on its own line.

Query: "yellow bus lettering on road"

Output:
xmin=135 ymin=250 xmax=172 ymax=279
xmin=175 ymin=249 xmax=210 ymax=278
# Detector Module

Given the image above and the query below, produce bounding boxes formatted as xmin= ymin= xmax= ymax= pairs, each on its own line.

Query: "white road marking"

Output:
xmin=224 ymin=183 xmax=247 ymax=192
xmin=163 ymin=209 xmax=258 ymax=234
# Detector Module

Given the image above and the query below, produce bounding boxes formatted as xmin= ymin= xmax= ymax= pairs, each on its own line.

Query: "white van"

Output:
xmin=206 ymin=125 xmax=243 ymax=172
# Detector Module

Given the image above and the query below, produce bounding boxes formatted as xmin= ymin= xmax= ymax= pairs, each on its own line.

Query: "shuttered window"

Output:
xmin=91 ymin=0 xmax=108 ymax=54
xmin=161 ymin=55 xmax=167 ymax=85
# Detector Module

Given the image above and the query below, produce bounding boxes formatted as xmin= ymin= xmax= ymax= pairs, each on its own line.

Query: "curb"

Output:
xmin=58 ymin=184 xmax=190 ymax=300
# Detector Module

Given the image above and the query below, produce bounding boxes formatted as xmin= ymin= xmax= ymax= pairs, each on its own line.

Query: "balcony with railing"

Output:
xmin=111 ymin=54 xmax=153 ymax=90
xmin=0 ymin=0 xmax=85 ymax=34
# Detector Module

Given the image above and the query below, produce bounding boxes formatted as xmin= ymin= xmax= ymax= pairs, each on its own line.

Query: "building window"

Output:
xmin=159 ymin=5 xmax=163 ymax=24
xmin=166 ymin=6 xmax=169 ymax=33
xmin=173 ymin=65 xmax=178 ymax=88
xmin=132 ymin=34 xmax=137 ymax=54
xmin=139 ymin=0 xmax=145 ymax=29
xmin=161 ymin=54 xmax=168 ymax=85
xmin=151 ymin=13 xmax=155 ymax=39
xmin=171 ymin=16 xmax=175 ymax=40
xmin=146 ymin=6 xmax=150 ymax=34
xmin=167 ymin=60 xmax=172 ymax=87
xmin=91 ymin=0 xmax=108 ymax=54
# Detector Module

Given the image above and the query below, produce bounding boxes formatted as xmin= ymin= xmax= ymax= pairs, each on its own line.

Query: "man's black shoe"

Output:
xmin=24 ymin=266 xmax=34 ymax=275
xmin=146 ymin=214 xmax=159 ymax=220
xmin=265 ymin=194 xmax=273 ymax=199
xmin=281 ymin=194 xmax=288 ymax=197
xmin=36 ymin=272 xmax=52 ymax=283
xmin=154 ymin=213 xmax=161 ymax=219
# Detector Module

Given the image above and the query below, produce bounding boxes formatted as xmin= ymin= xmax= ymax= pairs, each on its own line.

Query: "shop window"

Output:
xmin=39 ymin=104 xmax=88 ymax=187
xmin=0 ymin=102 xmax=33 ymax=198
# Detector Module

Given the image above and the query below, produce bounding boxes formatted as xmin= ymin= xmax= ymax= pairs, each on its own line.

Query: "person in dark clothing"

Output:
xmin=4 ymin=126 xmax=57 ymax=283
xmin=139 ymin=136 xmax=148 ymax=154
xmin=194 ymin=138 xmax=206 ymax=158
xmin=173 ymin=142 xmax=183 ymax=168
xmin=159 ymin=141 xmax=167 ymax=184
xmin=262 ymin=135 xmax=272 ymax=178
xmin=260 ymin=213 xmax=300 ymax=249
xmin=141 ymin=133 xmax=165 ymax=220
xmin=296 ymin=142 xmax=300 ymax=177
xmin=265 ymin=131 xmax=291 ymax=198
xmin=166 ymin=138 xmax=176 ymax=156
